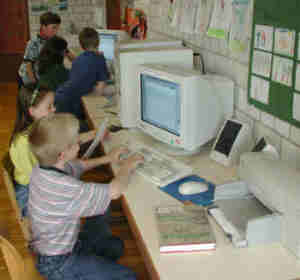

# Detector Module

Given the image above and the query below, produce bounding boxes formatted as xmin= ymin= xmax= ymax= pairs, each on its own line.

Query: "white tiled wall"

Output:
xmin=133 ymin=0 xmax=300 ymax=168
xmin=27 ymin=0 xmax=107 ymax=49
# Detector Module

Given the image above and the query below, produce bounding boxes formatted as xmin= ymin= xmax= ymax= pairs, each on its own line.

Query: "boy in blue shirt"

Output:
xmin=55 ymin=27 xmax=109 ymax=122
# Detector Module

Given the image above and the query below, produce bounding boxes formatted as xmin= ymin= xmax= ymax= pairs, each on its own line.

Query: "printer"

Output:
xmin=238 ymin=151 xmax=300 ymax=258
xmin=209 ymin=151 xmax=300 ymax=258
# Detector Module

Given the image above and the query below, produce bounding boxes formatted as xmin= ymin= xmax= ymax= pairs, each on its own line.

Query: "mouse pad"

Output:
xmin=159 ymin=175 xmax=215 ymax=206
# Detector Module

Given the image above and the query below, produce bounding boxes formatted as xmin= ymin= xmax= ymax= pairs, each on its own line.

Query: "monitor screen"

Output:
xmin=98 ymin=33 xmax=117 ymax=61
xmin=141 ymin=74 xmax=180 ymax=136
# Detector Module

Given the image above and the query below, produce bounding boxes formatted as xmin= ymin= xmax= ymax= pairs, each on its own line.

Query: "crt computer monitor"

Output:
xmin=96 ymin=29 xmax=129 ymax=60
xmin=96 ymin=29 xmax=129 ymax=84
xmin=119 ymin=46 xmax=194 ymax=128
xmin=98 ymin=33 xmax=117 ymax=61
xmin=136 ymin=64 xmax=234 ymax=154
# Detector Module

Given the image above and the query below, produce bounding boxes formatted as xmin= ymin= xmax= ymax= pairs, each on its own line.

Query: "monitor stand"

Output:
xmin=153 ymin=141 xmax=203 ymax=157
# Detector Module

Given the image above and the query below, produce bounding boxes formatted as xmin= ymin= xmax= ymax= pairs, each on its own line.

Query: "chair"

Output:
xmin=1 ymin=153 xmax=31 ymax=241
xmin=0 ymin=235 xmax=44 ymax=280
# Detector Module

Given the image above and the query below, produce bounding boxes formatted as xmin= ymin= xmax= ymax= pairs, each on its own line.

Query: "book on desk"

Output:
xmin=155 ymin=204 xmax=216 ymax=253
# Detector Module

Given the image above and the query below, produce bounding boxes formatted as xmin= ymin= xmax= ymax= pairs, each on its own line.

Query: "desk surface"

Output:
xmin=82 ymin=94 xmax=300 ymax=280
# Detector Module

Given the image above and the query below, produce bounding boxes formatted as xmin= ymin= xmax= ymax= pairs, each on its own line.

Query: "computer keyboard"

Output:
xmin=121 ymin=141 xmax=193 ymax=186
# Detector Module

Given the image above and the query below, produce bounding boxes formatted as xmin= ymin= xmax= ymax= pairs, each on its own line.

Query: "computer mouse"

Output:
xmin=178 ymin=181 xmax=209 ymax=195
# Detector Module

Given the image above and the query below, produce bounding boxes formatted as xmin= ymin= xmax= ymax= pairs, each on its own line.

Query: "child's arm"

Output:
xmin=110 ymin=154 xmax=144 ymax=199
xmin=94 ymin=81 xmax=106 ymax=95
xmin=77 ymin=146 xmax=128 ymax=171
xmin=79 ymin=130 xmax=96 ymax=144
xmin=65 ymin=49 xmax=76 ymax=62
xmin=26 ymin=62 xmax=37 ymax=84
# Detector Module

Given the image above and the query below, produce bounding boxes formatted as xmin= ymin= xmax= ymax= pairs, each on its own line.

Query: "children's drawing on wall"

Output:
xmin=169 ymin=0 xmax=182 ymax=28
xmin=194 ymin=0 xmax=214 ymax=34
xmin=123 ymin=7 xmax=147 ymax=40
xmin=207 ymin=0 xmax=232 ymax=40
xmin=179 ymin=0 xmax=199 ymax=34
xmin=252 ymin=50 xmax=272 ymax=78
xmin=293 ymin=93 xmax=300 ymax=122
xmin=229 ymin=0 xmax=250 ymax=53
xmin=274 ymin=28 xmax=295 ymax=57
xmin=272 ymin=56 xmax=293 ymax=87
xmin=254 ymin=25 xmax=273 ymax=52
xmin=298 ymin=32 xmax=300 ymax=60
xmin=31 ymin=0 xmax=68 ymax=13
xmin=295 ymin=63 xmax=300 ymax=91
xmin=250 ymin=76 xmax=270 ymax=104
xmin=167 ymin=0 xmax=175 ymax=24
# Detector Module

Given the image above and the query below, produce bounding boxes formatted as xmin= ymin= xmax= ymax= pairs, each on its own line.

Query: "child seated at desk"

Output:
xmin=55 ymin=27 xmax=110 ymax=130
xmin=9 ymin=86 xmax=95 ymax=217
xmin=28 ymin=113 xmax=143 ymax=280
xmin=37 ymin=35 xmax=70 ymax=91
xmin=18 ymin=12 xmax=75 ymax=88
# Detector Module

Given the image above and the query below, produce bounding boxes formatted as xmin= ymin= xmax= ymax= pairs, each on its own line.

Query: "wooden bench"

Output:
xmin=1 ymin=153 xmax=31 ymax=241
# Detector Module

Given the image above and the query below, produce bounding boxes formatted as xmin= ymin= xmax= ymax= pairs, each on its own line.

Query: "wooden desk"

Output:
xmin=82 ymin=94 xmax=300 ymax=280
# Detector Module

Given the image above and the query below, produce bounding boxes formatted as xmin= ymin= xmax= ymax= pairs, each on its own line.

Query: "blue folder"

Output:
xmin=159 ymin=175 xmax=215 ymax=206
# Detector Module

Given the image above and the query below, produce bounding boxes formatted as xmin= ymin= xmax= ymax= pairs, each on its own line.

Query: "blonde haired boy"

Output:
xmin=28 ymin=113 xmax=143 ymax=280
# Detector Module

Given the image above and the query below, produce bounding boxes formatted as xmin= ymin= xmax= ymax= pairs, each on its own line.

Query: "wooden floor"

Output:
xmin=0 ymin=82 xmax=150 ymax=280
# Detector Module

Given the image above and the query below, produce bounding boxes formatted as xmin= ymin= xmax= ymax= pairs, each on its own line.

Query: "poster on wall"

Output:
xmin=31 ymin=0 xmax=68 ymax=14
xmin=229 ymin=0 xmax=250 ymax=53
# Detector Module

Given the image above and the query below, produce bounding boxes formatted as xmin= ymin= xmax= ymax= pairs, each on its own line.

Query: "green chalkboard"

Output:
xmin=248 ymin=0 xmax=300 ymax=128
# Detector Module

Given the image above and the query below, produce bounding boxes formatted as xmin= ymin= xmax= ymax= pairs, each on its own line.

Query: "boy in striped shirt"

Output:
xmin=28 ymin=113 xmax=143 ymax=280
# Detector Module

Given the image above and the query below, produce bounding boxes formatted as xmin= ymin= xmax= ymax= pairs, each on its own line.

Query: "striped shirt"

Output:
xmin=28 ymin=161 xmax=111 ymax=256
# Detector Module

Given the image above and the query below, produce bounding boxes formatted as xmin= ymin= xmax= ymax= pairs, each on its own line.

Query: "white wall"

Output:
xmin=134 ymin=0 xmax=300 ymax=168
xmin=27 ymin=0 xmax=107 ymax=49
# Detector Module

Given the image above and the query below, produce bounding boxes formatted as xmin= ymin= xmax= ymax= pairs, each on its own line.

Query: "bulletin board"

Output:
xmin=248 ymin=0 xmax=300 ymax=127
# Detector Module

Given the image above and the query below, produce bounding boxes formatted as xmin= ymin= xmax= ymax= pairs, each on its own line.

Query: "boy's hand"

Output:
xmin=108 ymin=146 xmax=130 ymax=163
xmin=78 ymin=130 xmax=96 ymax=144
xmin=123 ymin=154 xmax=144 ymax=172
xmin=102 ymin=128 xmax=110 ymax=141
xmin=65 ymin=49 xmax=76 ymax=61
xmin=110 ymin=154 xmax=144 ymax=199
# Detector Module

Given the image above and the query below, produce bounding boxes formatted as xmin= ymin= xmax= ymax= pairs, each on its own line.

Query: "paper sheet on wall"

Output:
xmin=229 ymin=0 xmax=250 ymax=53
xmin=31 ymin=0 xmax=68 ymax=13
xmin=254 ymin=25 xmax=273 ymax=52
xmin=272 ymin=56 xmax=293 ymax=87
xmin=207 ymin=0 xmax=232 ymax=40
xmin=170 ymin=0 xmax=182 ymax=28
xmin=252 ymin=50 xmax=272 ymax=78
xmin=298 ymin=33 xmax=300 ymax=60
xmin=274 ymin=28 xmax=295 ymax=57
xmin=293 ymin=93 xmax=300 ymax=122
xmin=167 ymin=0 xmax=175 ymax=24
xmin=250 ymin=76 xmax=270 ymax=104
xmin=295 ymin=63 xmax=300 ymax=91
xmin=194 ymin=0 xmax=214 ymax=34
xmin=179 ymin=0 xmax=199 ymax=34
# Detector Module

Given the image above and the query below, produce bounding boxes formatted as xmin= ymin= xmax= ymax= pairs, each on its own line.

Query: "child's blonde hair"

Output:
xmin=29 ymin=113 xmax=79 ymax=166
xmin=10 ymin=85 xmax=53 ymax=145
